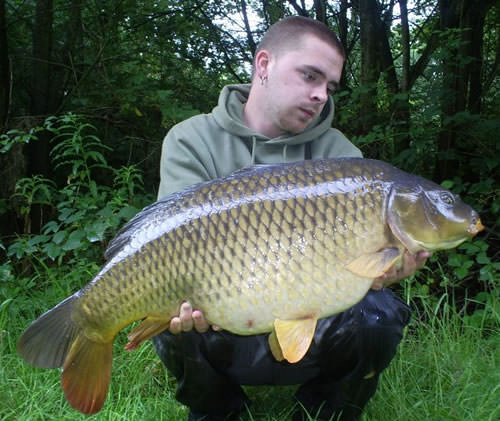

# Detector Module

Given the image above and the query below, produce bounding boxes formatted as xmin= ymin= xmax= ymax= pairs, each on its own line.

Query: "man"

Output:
xmin=154 ymin=16 xmax=429 ymax=421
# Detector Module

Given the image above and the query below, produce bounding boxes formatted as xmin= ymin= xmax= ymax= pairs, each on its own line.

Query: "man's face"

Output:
xmin=263 ymin=34 xmax=344 ymax=136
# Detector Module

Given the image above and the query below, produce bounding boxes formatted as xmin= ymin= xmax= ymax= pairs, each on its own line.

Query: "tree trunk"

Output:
xmin=358 ymin=0 xmax=380 ymax=133
xmin=337 ymin=0 xmax=349 ymax=52
xmin=31 ymin=0 xmax=53 ymax=118
xmin=393 ymin=0 xmax=410 ymax=155
xmin=28 ymin=0 xmax=53 ymax=175
xmin=399 ymin=0 xmax=410 ymax=94
xmin=337 ymin=0 xmax=350 ymax=90
xmin=313 ymin=0 xmax=327 ymax=23
xmin=241 ymin=0 xmax=257 ymax=57
xmin=437 ymin=0 xmax=495 ymax=181
xmin=24 ymin=0 xmax=54 ymax=233
xmin=55 ymin=0 xmax=83 ymax=112
xmin=463 ymin=1 xmax=494 ymax=114
xmin=0 ymin=0 xmax=9 ymax=129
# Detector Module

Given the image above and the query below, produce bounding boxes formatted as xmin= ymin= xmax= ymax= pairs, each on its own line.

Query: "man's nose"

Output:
xmin=311 ymin=85 xmax=328 ymax=103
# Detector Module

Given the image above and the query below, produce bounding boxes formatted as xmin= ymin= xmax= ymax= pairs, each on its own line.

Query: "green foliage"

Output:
xmin=0 ymin=127 xmax=43 ymax=154
xmin=46 ymin=113 xmax=112 ymax=187
xmin=3 ymin=114 xmax=152 ymax=285
xmin=11 ymin=175 xmax=56 ymax=232
xmin=403 ymin=232 xmax=499 ymax=333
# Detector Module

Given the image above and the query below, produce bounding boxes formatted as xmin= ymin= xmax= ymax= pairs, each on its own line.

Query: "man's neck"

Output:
xmin=243 ymin=86 xmax=282 ymax=138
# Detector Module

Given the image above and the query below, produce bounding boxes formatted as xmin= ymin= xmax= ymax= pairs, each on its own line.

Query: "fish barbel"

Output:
xmin=17 ymin=158 xmax=483 ymax=414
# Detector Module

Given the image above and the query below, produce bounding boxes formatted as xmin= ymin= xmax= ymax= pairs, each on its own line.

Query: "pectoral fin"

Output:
xmin=345 ymin=248 xmax=402 ymax=278
xmin=125 ymin=316 xmax=171 ymax=351
xmin=269 ymin=317 xmax=317 ymax=363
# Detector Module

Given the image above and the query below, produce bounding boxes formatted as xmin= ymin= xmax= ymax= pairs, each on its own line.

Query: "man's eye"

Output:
xmin=303 ymin=71 xmax=315 ymax=81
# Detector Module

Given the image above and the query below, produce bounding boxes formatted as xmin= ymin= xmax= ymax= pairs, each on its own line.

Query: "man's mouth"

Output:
xmin=299 ymin=108 xmax=315 ymax=118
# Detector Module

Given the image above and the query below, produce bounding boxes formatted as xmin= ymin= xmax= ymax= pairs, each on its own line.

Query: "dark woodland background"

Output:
xmin=0 ymin=0 xmax=498 ymax=304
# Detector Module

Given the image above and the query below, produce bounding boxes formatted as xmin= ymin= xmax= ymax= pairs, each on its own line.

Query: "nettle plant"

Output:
xmin=4 ymin=114 xmax=149 ymax=277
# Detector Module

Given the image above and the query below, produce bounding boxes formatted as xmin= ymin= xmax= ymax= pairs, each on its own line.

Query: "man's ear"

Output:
xmin=254 ymin=49 xmax=271 ymax=79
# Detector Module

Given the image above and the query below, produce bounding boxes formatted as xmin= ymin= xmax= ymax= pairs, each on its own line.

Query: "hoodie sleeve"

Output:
xmin=158 ymin=118 xmax=217 ymax=199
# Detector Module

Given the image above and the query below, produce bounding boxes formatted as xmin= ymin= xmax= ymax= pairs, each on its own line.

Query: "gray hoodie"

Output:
xmin=158 ymin=84 xmax=361 ymax=198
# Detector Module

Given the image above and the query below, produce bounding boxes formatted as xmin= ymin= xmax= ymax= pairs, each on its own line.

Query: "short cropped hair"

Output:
xmin=254 ymin=16 xmax=345 ymax=64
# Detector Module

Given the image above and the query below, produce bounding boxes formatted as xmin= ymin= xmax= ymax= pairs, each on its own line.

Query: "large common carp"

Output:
xmin=18 ymin=158 xmax=483 ymax=414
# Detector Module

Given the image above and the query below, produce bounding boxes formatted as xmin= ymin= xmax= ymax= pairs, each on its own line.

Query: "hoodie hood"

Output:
xmin=212 ymin=84 xmax=336 ymax=146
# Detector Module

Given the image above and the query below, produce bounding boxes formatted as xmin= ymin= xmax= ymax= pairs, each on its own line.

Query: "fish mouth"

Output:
xmin=468 ymin=218 xmax=484 ymax=235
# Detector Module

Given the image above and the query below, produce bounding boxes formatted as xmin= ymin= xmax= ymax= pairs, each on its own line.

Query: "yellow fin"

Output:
xmin=268 ymin=330 xmax=284 ymax=361
xmin=345 ymin=248 xmax=402 ymax=278
xmin=62 ymin=333 xmax=113 ymax=414
xmin=125 ymin=316 xmax=171 ymax=351
xmin=273 ymin=317 xmax=317 ymax=363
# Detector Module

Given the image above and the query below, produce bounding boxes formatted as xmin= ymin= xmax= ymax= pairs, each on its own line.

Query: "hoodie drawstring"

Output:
xmin=251 ymin=136 xmax=257 ymax=164
xmin=249 ymin=137 xmax=310 ymax=164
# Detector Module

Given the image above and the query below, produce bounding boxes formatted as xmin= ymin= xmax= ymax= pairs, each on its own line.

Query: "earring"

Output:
xmin=260 ymin=75 xmax=267 ymax=85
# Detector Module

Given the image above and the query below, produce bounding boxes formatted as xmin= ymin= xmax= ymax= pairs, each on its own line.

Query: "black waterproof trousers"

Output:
xmin=152 ymin=289 xmax=411 ymax=421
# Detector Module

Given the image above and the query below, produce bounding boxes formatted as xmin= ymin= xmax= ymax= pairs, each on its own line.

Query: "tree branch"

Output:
xmin=240 ymin=0 xmax=257 ymax=56
xmin=286 ymin=0 xmax=308 ymax=17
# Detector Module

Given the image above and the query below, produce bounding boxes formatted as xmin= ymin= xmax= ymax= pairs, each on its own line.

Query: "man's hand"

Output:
xmin=371 ymin=250 xmax=432 ymax=290
xmin=168 ymin=301 xmax=220 ymax=334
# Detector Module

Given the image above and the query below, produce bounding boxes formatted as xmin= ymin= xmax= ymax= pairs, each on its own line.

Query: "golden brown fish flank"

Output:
xmin=17 ymin=158 xmax=482 ymax=414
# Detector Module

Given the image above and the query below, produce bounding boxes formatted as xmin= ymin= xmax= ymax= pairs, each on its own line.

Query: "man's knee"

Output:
xmin=316 ymin=289 xmax=410 ymax=377
xmin=349 ymin=289 xmax=411 ymax=373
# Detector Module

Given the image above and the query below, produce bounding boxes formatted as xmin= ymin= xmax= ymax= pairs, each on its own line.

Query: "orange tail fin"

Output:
xmin=17 ymin=293 xmax=113 ymax=414
xmin=62 ymin=334 xmax=113 ymax=414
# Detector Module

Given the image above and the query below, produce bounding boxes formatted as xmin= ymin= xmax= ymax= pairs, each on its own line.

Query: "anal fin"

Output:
xmin=345 ymin=248 xmax=402 ymax=278
xmin=271 ymin=317 xmax=317 ymax=363
xmin=125 ymin=316 xmax=171 ymax=351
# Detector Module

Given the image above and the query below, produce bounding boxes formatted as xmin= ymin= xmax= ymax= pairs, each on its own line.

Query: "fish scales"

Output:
xmin=17 ymin=158 xmax=483 ymax=414
xmin=75 ymin=160 xmax=390 ymax=339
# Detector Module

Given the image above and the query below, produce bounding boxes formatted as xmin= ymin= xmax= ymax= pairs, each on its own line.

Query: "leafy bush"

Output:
xmin=1 ymin=114 xmax=152 ymax=291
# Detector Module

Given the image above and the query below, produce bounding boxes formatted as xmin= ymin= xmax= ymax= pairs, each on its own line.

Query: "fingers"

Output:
xmin=415 ymin=250 xmax=432 ymax=270
xmin=168 ymin=302 xmax=194 ymax=334
xmin=371 ymin=250 xmax=432 ymax=290
xmin=168 ymin=302 xmax=191 ymax=334
xmin=401 ymin=250 xmax=418 ymax=277
xmin=370 ymin=278 xmax=384 ymax=290
xmin=179 ymin=301 xmax=194 ymax=332
xmin=192 ymin=310 xmax=209 ymax=333
xmin=168 ymin=302 xmax=214 ymax=334
xmin=169 ymin=317 xmax=182 ymax=334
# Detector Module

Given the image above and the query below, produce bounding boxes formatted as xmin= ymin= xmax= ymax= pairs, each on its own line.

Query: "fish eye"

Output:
xmin=440 ymin=192 xmax=455 ymax=204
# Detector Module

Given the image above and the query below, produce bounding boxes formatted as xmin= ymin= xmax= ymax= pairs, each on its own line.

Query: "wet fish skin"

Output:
xmin=72 ymin=160 xmax=382 ymax=338
xmin=17 ymin=158 xmax=482 ymax=414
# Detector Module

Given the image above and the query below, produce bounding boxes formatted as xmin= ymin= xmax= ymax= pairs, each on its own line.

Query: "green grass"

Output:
xmin=1 ymin=290 xmax=498 ymax=421
xmin=364 ymin=301 xmax=500 ymax=421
